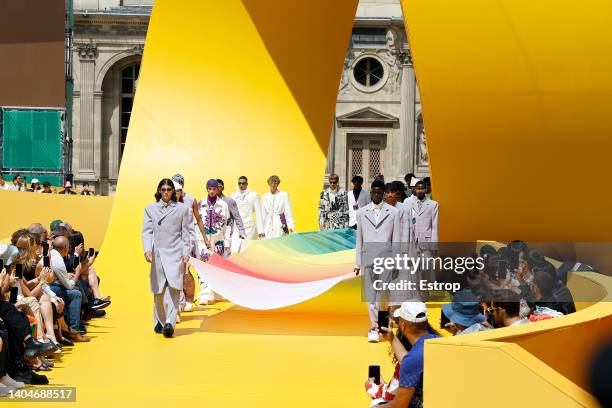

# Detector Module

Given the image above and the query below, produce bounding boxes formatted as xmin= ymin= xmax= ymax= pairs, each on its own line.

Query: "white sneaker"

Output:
xmin=367 ymin=329 xmax=380 ymax=343
xmin=183 ymin=302 xmax=193 ymax=312
xmin=1 ymin=374 xmax=24 ymax=389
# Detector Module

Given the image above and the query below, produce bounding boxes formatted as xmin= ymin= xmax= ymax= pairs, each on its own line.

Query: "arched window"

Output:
xmin=120 ymin=63 xmax=140 ymax=159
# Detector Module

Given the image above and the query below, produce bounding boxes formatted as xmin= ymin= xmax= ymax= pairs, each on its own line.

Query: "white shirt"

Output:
xmin=372 ymin=201 xmax=383 ymax=223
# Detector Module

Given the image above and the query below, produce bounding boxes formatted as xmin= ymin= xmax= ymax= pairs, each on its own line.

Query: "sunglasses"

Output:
xmin=160 ymin=188 xmax=173 ymax=192
xmin=329 ymin=180 xmax=338 ymax=184
xmin=238 ymin=182 xmax=248 ymax=185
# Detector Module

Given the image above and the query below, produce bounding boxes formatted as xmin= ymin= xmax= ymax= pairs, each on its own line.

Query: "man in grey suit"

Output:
xmin=354 ymin=179 xmax=401 ymax=343
xmin=216 ymin=179 xmax=246 ymax=257
xmin=407 ymin=180 xmax=438 ymax=243
xmin=142 ymin=178 xmax=191 ymax=338
xmin=406 ymin=180 xmax=439 ymax=282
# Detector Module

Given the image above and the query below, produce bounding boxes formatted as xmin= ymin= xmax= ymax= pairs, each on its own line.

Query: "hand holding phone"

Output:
xmin=15 ymin=264 xmax=23 ymax=280
xmin=9 ymin=287 xmax=18 ymax=303
xmin=377 ymin=310 xmax=389 ymax=331
xmin=43 ymin=256 xmax=50 ymax=268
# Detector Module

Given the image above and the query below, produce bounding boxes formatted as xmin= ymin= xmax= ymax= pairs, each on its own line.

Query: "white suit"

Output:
xmin=348 ymin=189 xmax=371 ymax=227
xmin=261 ymin=190 xmax=295 ymax=238
xmin=231 ymin=189 xmax=263 ymax=252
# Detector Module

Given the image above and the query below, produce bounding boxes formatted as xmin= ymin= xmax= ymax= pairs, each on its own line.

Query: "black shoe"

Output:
xmin=13 ymin=367 xmax=49 ymax=385
xmin=91 ymin=309 xmax=106 ymax=318
xmin=154 ymin=322 xmax=163 ymax=334
xmin=91 ymin=299 xmax=111 ymax=310
xmin=28 ymin=371 xmax=49 ymax=385
xmin=162 ymin=323 xmax=174 ymax=338
xmin=24 ymin=338 xmax=56 ymax=359
xmin=58 ymin=338 xmax=74 ymax=347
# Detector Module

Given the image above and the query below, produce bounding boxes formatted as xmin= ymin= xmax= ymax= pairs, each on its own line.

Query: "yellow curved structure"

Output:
xmin=2 ymin=0 xmax=612 ymax=406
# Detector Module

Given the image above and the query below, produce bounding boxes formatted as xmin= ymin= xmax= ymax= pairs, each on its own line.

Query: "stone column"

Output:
xmin=325 ymin=120 xmax=336 ymax=180
xmin=76 ymin=43 xmax=97 ymax=180
xmin=399 ymin=51 xmax=416 ymax=178
xmin=93 ymin=91 xmax=103 ymax=188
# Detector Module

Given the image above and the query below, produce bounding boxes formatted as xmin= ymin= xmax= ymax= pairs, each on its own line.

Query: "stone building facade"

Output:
xmin=71 ymin=0 xmax=428 ymax=194
xmin=72 ymin=0 xmax=150 ymax=195
xmin=328 ymin=0 xmax=428 ymax=190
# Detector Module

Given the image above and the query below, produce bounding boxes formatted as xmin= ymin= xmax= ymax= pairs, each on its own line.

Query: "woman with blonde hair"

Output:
xmin=9 ymin=235 xmax=61 ymax=357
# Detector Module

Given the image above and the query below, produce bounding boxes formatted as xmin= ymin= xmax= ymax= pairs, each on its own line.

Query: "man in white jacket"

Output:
xmin=231 ymin=176 xmax=264 ymax=253
xmin=261 ymin=175 xmax=295 ymax=238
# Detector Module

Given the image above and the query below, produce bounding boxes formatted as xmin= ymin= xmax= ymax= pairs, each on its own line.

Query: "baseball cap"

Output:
xmin=172 ymin=180 xmax=183 ymax=191
xmin=31 ymin=178 xmax=39 ymax=184
xmin=50 ymin=219 xmax=63 ymax=231
xmin=393 ymin=301 xmax=428 ymax=323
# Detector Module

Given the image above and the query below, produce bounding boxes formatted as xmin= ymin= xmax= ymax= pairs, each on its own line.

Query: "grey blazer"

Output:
xmin=405 ymin=198 xmax=439 ymax=243
xmin=355 ymin=202 xmax=401 ymax=267
xmin=142 ymin=200 xmax=191 ymax=293
xmin=220 ymin=195 xmax=246 ymax=236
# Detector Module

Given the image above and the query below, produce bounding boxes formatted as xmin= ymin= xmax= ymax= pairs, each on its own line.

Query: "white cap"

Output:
xmin=65 ymin=181 xmax=71 ymax=187
xmin=393 ymin=302 xmax=428 ymax=323
xmin=410 ymin=177 xmax=421 ymax=187
xmin=172 ymin=180 xmax=183 ymax=191
xmin=31 ymin=178 xmax=39 ymax=184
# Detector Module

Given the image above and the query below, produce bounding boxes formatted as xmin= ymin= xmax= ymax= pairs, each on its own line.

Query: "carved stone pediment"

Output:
xmin=337 ymin=107 xmax=399 ymax=128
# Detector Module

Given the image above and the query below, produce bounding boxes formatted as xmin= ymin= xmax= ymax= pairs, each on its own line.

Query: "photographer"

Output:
xmin=373 ymin=302 xmax=440 ymax=408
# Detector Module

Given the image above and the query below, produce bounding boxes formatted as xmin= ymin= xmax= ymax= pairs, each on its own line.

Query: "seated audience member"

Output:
xmin=0 ymin=173 xmax=9 ymax=190
xmin=372 ymin=302 xmax=440 ymax=408
xmin=58 ymin=181 xmax=76 ymax=195
xmin=44 ymin=236 xmax=88 ymax=342
xmin=441 ymin=291 xmax=491 ymax=335
xmin=0 ymin=267 xmax=54 ymax=385
xmin=489 ymin=290 xmax=529 ymax=327
xmin=28 ymin=223 xmax=49 ymax=244
xmin=80 ymin=182 xmax=94 ymax=196
xmin=522 ymin=266 xmax=575 ymax=316
xmin=41 ymin=182 xmax=54 ymax=194
xmin=10 ymin=175 xmax=26 ymax=191
xmin=61 ymin=222 xmax=110 ymax=310
xmin=28 ymin=179 xmax=42 ymax=193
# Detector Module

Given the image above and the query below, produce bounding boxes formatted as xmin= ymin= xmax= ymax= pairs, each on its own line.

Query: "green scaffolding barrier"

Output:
xmin=2 ymin=109 xmax=63 ymax=171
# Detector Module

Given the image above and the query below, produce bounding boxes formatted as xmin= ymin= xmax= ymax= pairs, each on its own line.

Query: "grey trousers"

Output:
xmin=153 ymin=281 xmax=180 ymax=328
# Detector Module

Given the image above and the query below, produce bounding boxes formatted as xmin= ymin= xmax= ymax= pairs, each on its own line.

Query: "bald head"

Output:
xmin=52 ymin=236 xmax=69 ymax=255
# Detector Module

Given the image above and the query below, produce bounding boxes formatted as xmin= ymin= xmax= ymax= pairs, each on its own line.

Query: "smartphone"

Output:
xmin=15 ymin=264 xmax=23 ymax=279
xmin=9 ymin=287 xmax=18 ymax=303
xmin=42 ymin=243 xmax=49 ymax=257
xmin=0 ymin=259 xmax=3 ymax=271
xmin=88 ymin=247 xmax=95 ymax=257
xmin=368 ymin=365 xmax=381 ymax=385
xmin=43 ymin=256 xmax=50 ymax=268
xmin=440 ymin=309 xmax=450 ymax=328
xmin=378 ymin=310 xmax=389 ymax=330
xmin=95 ymin=251 xmax=99 ymax=257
